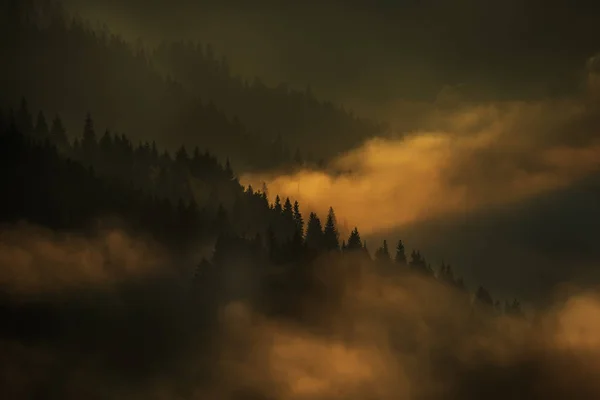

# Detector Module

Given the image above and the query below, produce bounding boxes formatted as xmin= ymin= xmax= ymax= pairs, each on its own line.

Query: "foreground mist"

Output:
xmin=1 ymin=223 xmax=600 ymax=399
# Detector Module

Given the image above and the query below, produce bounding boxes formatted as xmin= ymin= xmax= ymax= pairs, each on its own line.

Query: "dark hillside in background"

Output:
xmin=0 ymin=0 xmax=386 ymax=173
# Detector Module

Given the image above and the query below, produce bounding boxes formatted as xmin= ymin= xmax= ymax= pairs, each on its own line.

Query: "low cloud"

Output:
xmin=242 ymin=56 xmax=600 ymax=235
xmin=1 ymin=223 xmax=600 ymax=398
xmin=214 ymin=260 xmax=600 ymax=399
xmin=0 ymin=222 xmax=168 ymax=297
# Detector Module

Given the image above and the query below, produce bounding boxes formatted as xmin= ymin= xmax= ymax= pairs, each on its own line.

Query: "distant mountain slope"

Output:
xmin=150 ymin=41 xmax=387 ymax=157
xmin=0 ymin=0 xmax=386 ymax=173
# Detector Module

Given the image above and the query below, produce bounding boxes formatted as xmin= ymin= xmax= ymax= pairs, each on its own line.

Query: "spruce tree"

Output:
xmin=475 ymin=286 xmax=494 ymax=309
xmin=176 ymin=145 xmax=189 ymax=163
xmin=438 ymin=262 xmax=455 ymax=284
xmin=283 ymin=197 xmax=294 ymax=219
xmin=293 ymin=200 xmax=303 ymax=237
xmin=323 ymin=206 xmax=340 ymax=251
xmin=225 ymin=157 xmax=234 ymax=180
xmin=375 ymin=239 xmax=391 ymax=263
xmin=282 ymin=197 xmax=295 ymax=238
xmin=305 ymin=212 xmax=324 ymax=250
xmin=81 ymin=113 xmax=97 ymax=161
xmin=273 ymin=195 xmax=282 ymax=213
xmin=99 ymin=130 xmax=113 ymax=154
xmin=346 ymin=227 xmax=362 ymax=250
xmin=395 ymin=240 xmax=407 ymax=265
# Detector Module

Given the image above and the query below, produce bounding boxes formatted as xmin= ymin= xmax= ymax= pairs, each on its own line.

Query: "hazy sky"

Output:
xmin=63 ymin=0 xmax=600 ymax=110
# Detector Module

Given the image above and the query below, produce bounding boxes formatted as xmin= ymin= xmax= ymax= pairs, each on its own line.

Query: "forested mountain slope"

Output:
xmin=0 ymin=0 xmax=386 ymax=173
xmin=0 ymin=103 xmax=516 ymax=315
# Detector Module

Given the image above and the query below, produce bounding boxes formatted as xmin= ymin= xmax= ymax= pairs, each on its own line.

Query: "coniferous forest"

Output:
xmin=1 ymin=1 xmax=600 ymax=399
xmin=0 ymin=0 xmax=386 ymax=172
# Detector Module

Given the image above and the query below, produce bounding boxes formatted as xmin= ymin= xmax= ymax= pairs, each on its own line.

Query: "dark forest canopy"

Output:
xmin=0 ymin=0 xmax=387 ymax=173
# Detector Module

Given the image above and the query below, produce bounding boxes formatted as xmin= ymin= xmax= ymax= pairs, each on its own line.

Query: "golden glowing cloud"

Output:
xmin=0 ymin=223 xmax=167 ymax=296
xmin=242 ymin=83 xmax=600 ymax=235
xmin=214 ymin=259 xmax=600 ymax=400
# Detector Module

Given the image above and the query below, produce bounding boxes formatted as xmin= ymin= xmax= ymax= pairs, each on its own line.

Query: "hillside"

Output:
xmin=0 ymin=0 xmax=386 ymax=173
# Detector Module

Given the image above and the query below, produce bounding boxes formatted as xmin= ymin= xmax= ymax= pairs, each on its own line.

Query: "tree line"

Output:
xmin=0 ymin=101 xmax=523 ymax=317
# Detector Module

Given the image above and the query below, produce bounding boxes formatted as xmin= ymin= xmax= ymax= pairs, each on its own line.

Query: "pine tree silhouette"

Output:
xmin=283 ymin=197 xmax=294 ymax=219
xmin=273 ymin=195 xmax=282 ymax=213
xmin=81 ymin=113 xmax=97 ymax=162
xmin=346 ymin=227 xmax=362 ymax=251
xmin=305 ymin=212 xmax=324 ymax=251
xmin=375 ymin=239 xmax=391 ymax=263
xmin=293 ymin=200 xmax=303 ymax=237
xmin=395 ymin=240 xmax=407 ymax=265
xmin=323 ymin=206 xmax=340 ymax=251
xmin=475 ymin=286 xmax=494 ymax=308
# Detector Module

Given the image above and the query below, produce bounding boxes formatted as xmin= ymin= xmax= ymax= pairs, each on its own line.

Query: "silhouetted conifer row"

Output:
xmin=0 ymin=102 xmax=522 ymax=317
